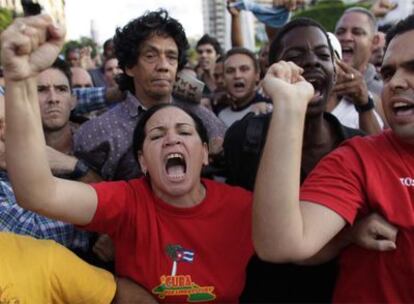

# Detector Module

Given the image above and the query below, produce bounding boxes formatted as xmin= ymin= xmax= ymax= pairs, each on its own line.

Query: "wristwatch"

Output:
xmin=354 ymin=94 xmax=375 ymax=113
xmin=69 ymin=159 xmax=90 ymax=179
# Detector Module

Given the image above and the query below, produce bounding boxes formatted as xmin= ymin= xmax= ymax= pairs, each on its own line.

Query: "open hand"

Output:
xmin=80 ymin=46 xmax=96 ymax=70
xmin=333 ymin=59 xmax=369 ymax=106
xmin=251 ymin=101 xmax=273 ymax=115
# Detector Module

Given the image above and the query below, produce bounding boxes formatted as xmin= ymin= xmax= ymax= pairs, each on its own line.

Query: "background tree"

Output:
xmin=293 ymin=0 xmax=371 ymax=32
xmin=0 ymin=8 xmax=13 ymax=33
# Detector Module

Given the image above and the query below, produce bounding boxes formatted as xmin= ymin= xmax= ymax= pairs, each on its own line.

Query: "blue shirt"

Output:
xmin=72 ymin=87 xmax=107 ymax=115
xmin=0 ymin=171 xmax=91 ymax=251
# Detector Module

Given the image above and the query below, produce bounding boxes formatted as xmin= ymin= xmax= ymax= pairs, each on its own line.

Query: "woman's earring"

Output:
xmin=142 ymin=168 xmax=149 ymax=177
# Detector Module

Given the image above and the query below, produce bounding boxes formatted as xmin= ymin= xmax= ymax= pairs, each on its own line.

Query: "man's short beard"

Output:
xmin=43 ymin=122 xmax=68 ymax=133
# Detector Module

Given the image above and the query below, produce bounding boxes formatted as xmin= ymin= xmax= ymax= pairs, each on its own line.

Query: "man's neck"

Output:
xmin=201 ymin=69 xmax=216 ymax=92
xmin=231 ymin=90 xmax=256 ymax=109
xmin=202 ymin=68 xmax=214 ymax=78
xmin=356 ymin=61 xmax=369 ymax=74
xmin=45 ymin=125 xmax=73 ymax=154
xmin=325 ymin=93 xmax=339 ymax=113
xmin=302 ymin=114 xmax=338 ymax=175
xmin=303 ymin=113 xmax=338 ymax=150
xmin=136 ymin=93 xmax=172 ymax=109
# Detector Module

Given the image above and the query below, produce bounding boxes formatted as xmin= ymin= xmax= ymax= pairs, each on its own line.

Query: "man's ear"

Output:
xmin=138 ymin=151 xmax=148 ymax=174
xmin=255 ymin=70 xmax=260 ymax=84
xmin=125 ymin=66 xmax=135 ymax=78
xmin=371 ymin=33 xmax=380 ymax=51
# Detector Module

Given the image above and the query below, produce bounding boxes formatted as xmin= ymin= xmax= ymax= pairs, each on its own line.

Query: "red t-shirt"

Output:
xmin=300 ymin=130 xmax=414 ymax=302
xmin=84 ymin=178 xmax=254 ymax=303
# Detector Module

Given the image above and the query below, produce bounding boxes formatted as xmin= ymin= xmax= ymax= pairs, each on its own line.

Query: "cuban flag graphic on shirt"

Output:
xmin=176 ymin=248 xmax=195 ymax=263
xmin=166 ymin=244 xmax=196 ymax=276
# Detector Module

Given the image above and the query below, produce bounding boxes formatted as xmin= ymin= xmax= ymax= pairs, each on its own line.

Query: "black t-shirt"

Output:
xmin=223 ymin=112 xmax=364 ymax=303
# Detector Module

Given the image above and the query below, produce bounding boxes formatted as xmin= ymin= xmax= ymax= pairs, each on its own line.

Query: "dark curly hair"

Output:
xmin=196 ymin=34 xmax=223 ymax=57
xmin=132 ymin=103 xmax=209 ymax=161
xmin=113 ymin=9 xmax=189 ymax=94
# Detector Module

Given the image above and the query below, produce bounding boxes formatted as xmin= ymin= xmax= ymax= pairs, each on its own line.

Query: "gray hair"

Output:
xmin=338 ymin=7 xmax=377 ymax=35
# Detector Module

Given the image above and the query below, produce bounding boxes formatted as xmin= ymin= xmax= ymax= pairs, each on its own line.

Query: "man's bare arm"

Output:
xmin=227 ymin=0 xmax=244 ymax=47
xmin=253 ymin=61 xmax=346 ymax=262
xmin=46 ymin=146 xmax=103 ymax=182
xmin=301 ymin=212 xmax=398 ymax=265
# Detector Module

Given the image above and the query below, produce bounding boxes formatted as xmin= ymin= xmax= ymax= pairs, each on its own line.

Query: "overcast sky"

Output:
xmin=65 ymin=0 xmax=204 ymax=44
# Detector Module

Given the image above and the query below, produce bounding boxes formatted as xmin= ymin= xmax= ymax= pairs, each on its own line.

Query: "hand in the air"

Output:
xmin=0 ymin=14 xmax=66 ymax=81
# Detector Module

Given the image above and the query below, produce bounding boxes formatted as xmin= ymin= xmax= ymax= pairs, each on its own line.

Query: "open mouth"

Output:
xmin=341 ymin=46 xmax=354 ymax=60
xmin=393 ymin=102 xmax=414 ymax=117
xmin=200 ymin=59 xmax=210 ymax=68
xmin=306 ymin=76 xmax=324 ymax=103
xmin=165 ymin=153 xmax=187 ymax=180
xmin=233 ymin=81 xmax=246 ymax=91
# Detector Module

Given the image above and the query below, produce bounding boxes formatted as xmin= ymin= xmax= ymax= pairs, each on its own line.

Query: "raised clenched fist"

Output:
xmin=0 ymin=14 xmax=66 ymax=81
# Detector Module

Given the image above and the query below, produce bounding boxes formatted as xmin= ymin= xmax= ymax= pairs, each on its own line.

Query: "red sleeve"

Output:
xmin=80 ymin=180 xmax=135 ymax=237
xmin=300 ymin=144 xmax=366 ymax=224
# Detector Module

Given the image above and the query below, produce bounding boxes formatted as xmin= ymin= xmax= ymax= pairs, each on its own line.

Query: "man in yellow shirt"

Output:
xmin=0 ymin=232 xmax=116 ymax=304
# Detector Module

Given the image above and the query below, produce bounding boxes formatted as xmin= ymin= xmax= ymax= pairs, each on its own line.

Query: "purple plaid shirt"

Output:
xmin=74 ymin=92 xmax=226 ymax=180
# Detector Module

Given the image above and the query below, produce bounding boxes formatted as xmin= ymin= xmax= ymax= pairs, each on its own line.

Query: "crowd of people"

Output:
xmin=0 ymin=0 xmax=413 ymax=302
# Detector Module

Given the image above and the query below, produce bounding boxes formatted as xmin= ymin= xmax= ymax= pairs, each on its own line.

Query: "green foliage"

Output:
xmin=186 ymin=47 xmax=198 ymax=66
xmin=0 ymin=8 xmax=13 ymax=64
xmin=62 ymin=37 xmax=99 ymax=58
xmin=79 ymin=36 xmax=99 ymax=58
xmin=293 ymin=0 xmax=371 ymax=32
xmin=165 ymin=244 xmax=183 ymax=261
xmin=62 ymin=40 xmax=81 ymax=54
xmin=187 ymin=37 xmax=200 ymax=66
xmin=0 ymin=8 xmax=13 ymax=33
